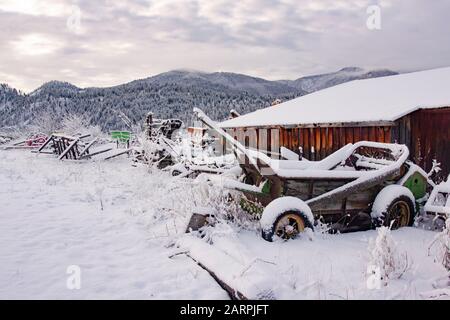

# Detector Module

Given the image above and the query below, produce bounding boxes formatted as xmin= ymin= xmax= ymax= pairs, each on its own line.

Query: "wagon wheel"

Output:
xmin=384 ymin=198 xmax=412 ymax=229
xmin=274 ymin=212 xmax=306 ymax=240
xmin=261 ymin=197 xmax=314 ymax=242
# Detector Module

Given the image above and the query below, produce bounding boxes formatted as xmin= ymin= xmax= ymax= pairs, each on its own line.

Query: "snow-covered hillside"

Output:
xmin=0 ymin=150 xmax=447 ymax=299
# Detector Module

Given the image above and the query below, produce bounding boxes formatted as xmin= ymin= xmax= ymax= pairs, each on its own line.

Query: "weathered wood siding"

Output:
xmin=279 ymin=126 xmax=391 ymax=160
xmin=395 ymin=107 xmax=450 ymax=180
xmin=226 ymin=126 xmax=392 ymax=160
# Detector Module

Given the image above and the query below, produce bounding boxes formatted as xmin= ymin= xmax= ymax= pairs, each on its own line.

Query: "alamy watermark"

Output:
xmin=66 ymin=265 xmax=81 ymax=290
xmin=67 ymin=5 xmax=82 ymax=34
xmin=366 ymin=5 xmax=381 ymax=30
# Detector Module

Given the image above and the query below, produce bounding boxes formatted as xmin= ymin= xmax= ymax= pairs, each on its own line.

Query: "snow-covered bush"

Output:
xmin=429 ymin=218 xmax=450 ymax=271
xmin=367 ymin=226 xmax=409 ymax=286
xmin=200 ymin=184 xmax=256 ymax=230
xmin=191 ymin=181 xmax=258 ymax=243
xmin=30 ymin=112 xmax=60 ymax=135
xmin=30 ymin=112 xmax=103 ymax=137
xmin=61 ymin=113 xmax=104 ymax=139
xmin=442 ymin=219 xmax=450 ymax=270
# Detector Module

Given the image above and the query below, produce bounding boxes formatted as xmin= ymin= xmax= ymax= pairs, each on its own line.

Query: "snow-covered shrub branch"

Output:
xmin=429 ymin=218 xmax=450 ymax=271
xmin=190 ymin=181 xmax=258 ymax=243
xmin=30 ymin=112 xmax=103 ymax=137
xmin=367 ymin=226 xmax=410 ymax=287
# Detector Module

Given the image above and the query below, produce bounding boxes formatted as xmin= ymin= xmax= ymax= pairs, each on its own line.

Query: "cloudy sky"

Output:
xmin=1 ymin=0 xmax=449 ymax=92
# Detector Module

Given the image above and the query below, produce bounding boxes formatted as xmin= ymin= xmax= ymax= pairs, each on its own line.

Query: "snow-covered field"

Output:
xmin=0 ymin=150 xmax=448 ymax=299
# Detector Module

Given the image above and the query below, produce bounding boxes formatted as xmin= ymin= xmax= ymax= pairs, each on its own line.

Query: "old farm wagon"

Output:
xmin=194 ymin=109 xmax=432 ymax=242
xmin=218 ymin=67 xmax=450 ymax=180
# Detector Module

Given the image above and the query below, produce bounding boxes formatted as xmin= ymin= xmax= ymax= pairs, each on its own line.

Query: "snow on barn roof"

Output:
xmin=219 ymin=67 xmax=450 ymax=128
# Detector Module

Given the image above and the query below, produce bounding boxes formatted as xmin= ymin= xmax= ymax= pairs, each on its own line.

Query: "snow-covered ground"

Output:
xmin=0 ymin=150 xmax=227 ymax=299
xmin=0 ymin=150 xmax=448 ymax=299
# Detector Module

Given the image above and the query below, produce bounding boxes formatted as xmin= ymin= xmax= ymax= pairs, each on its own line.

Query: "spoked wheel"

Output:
xmin=371 ymin=185 xmax=416 ymax=230
xmin=383 ymin=196 xmax=414 ymax=230
xmin=384 ymin=198 xmax=413 ymax=229
xmin=261 ymin=197 xmax=314 ymax=242
xmin=274 ymin=212 xmax=306 ymax=240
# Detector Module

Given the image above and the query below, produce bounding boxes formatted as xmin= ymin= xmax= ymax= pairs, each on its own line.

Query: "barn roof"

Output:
xmin=219 ymin=67 xmax=450 ymax=128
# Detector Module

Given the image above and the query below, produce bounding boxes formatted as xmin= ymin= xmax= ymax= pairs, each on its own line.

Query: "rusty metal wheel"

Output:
xmin=261 ymin=197 xmax=314 ymax=242
xmin=384 ymin=196 xmax=414 ymax=229
xmin=274 ymin=212 xmax=306 ymax=239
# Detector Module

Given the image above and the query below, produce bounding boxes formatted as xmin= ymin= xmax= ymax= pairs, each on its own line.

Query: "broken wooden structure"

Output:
xmin=36 ymin=133 xmax=131 ymax=161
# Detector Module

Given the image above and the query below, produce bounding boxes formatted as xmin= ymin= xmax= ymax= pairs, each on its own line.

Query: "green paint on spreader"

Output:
xmin=403 ymin=171 xmax=427 ymax=199
xmin=110 ymin=131 xmax=131 ymax=143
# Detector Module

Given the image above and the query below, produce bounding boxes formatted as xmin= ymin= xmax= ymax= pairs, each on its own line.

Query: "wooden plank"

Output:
xmin=258 ymin=128 xmax=267 ymax=152
xmin=79 ymin=148 xmax=113 ymax=159
xmin=307 ymin=168 xmax=401 ymax=208
xmin=353 ymin=127 xmax=361 ymax=143
xmin=398 ymin=118 xmax=405 ymax=144
xmin=327 ymin=127 xmax=333 ymax=156
xmin=292 ymin=128 xmax=299 ymax=152
xmin=332 ymin=127 xmax=339 ymax=152
xmin=104 ymin=149 xmax=132 ymax=160
xmin=58 ymin=138 xmax=79 ymax=160
xmin=405 ymin=115 xmax=411 ymax=148
xmin=346 ymin=186 xmax=380 ymax=211
xmin=369 ymin=127 xmax=376 ymax=142
xmin=303 ymin=129 xmax=310 ymax=160
xmin=361 ymin=127 xmax=368 ymax=141
xmin=286 ymin=128 xmax=291 ymax=149
xmin=345 ymin=127 xmax=354 ymax=144
xmin=299 ymin=128 xmax=304 ymax=157
xmin=270 ymin=128 xmax=279 ymax=157
xmin=314 ymin=128 xmax=321 ymax=160
xmin=309 ymin=128 xmax=315 ymax=160
xmin=79 ymin=138 xmax=98 ymax=158
xmin=384 ymin=127 xmax=391 ymax=144
xmin=321 ymin=128 xmax=327 ymax=159
xmin=339 ymin=127 xmax=346 ymax=148
xmin=4 ymin=145 xmax=40 ymax=150
xmin=37 ymin=135 xmax=54 ymax=153
xmin=279 ymin=127 xmax=284 ymax=150
xmin=376 ymin=126 xmax=385 ymax=142
xmin=284 ymin=181 xmax=311 ymax=201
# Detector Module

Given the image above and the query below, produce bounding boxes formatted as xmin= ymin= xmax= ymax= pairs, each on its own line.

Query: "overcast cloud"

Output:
xmin=0 ymin=0 xmax=449 ymax=92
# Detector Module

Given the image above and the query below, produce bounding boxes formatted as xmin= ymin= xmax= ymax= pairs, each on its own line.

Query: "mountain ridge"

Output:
xmin=0 ymin=67 xmax=398 ymax=131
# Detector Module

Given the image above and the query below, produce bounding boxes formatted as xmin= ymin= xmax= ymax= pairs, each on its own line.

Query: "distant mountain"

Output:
xmin=0 ymin=67 xmax=398 ymax=131
xmin=144 ymin=70 xmax=301 ymax=96
xmin=280 ymin=67 xmax=398 ymax=93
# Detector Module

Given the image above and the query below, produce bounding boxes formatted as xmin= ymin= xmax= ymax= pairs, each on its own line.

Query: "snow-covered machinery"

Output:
xmin=193 ymin=108 xmax=432 ymax=241
xmin=145 ymin=112 xmax=183 ymax=141
xmin=2 ymin=133 xmax=48 ymax=150
xmin=141 ymin=112 xmax=184 ymax=169
xmin=424 ymin=176 xmax=450 ymax=228
xmin=141 ymin=112 xmax=237 ymax=174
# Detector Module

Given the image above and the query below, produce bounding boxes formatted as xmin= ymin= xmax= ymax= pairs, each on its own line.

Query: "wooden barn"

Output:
xmin=218 ymin=67 xmax=450 ymax=179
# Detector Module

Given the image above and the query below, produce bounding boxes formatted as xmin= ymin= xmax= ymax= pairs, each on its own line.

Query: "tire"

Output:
xmin=260 ymin=197 xmax=314 ymax=242
xmin=371 ymin=185 xmax=416 ymax=229
xmin=262 ymin=211 xmax=314 ymax=242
